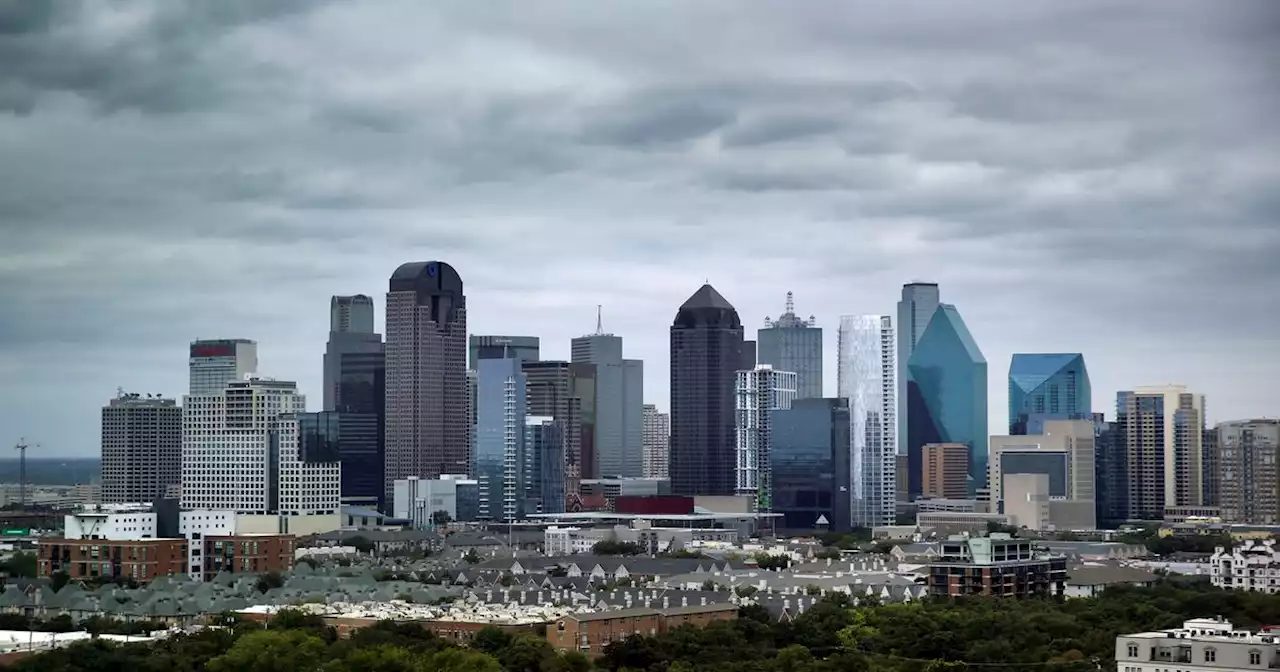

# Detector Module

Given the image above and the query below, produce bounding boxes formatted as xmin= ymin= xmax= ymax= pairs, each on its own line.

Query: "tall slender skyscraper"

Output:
xmin=384 ymin=261 xmax=468 ymax=504
xmin=322 ymin=295 xmax=386 ymax=510
xmin=1008 ymin=353 xmax=1091 ymax=435
xmin=189 ymin=339 xmax=257 ymax=396
xmin=735 ymin=364 xmax=797 ymax=512
xmin=896 ymin=283 xmax=939 ymax=458
xmin=670 ymin=284 xmax=745 ymax=496
xmin=475 ymin=357 xmax=526 ymax=521
xmin=101 ymin=391 xmax=182 ymax=504
xmin=905 ymin=304 xmax=987 ymax=499
xmin=642 ymin=404 xmax=670 ymax=479
xmin=758 ymin=291 xmax=823 ymax=399
xmin=1116 ymin=385 xmax=1205 ymax=520
xmin=838 ymin=315 xmax=897 ymax=528
xmin=571 ymin=310 xmax=643 ymax=479
xmin=323 ymin=295 xmax=380 ymax=411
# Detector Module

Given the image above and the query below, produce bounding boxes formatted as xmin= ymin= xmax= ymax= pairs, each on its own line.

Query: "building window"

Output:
xmin=1126 ymin=643 xmax=1139 ymax=658
xmin=1250 ymin=650 xmax=1261 ymax=665
xmin=1204 ymin=648 xmax=1216 ymax=662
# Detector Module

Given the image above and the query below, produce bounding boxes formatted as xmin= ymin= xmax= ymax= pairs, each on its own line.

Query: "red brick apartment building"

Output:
xmin=38 ymin=534 xmax=295 ymax=583
xmin=548 ymin=603 xmax=739 ymax=657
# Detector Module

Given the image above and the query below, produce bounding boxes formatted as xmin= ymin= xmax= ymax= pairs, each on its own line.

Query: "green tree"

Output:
xmin=463 ymin=548 xmax=481 ymax=564
xmin=0 ymin=551 xmax=37 ymax=578
xmin=591 ymin=540 xmax=644 ymax=556
xmin=432 ymin=510 xmax=452 ymax=526
xmin=470 ymin=625 xmax=511 ymax=656
xmin=206 ymin=630 xmax=327 ymax=672
xmin=424 ymin=648 xmax=501 ymax=672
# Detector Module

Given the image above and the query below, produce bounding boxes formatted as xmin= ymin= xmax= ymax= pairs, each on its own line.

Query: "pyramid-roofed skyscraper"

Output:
xmin=1007 ymin=353 xmax=1091 ymax=435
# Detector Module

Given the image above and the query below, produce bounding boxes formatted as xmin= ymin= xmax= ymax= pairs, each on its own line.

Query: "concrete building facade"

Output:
xmin=188 ymin=339 xmax=257 ymax=397
xmin=1217 ymin=419 xmax=1280 ymax=524
xmin=757 ymin=291 xmax=823 ymax=399
xmin=642 ymin=404 xmax=670 ymax=480
xmin=921 ymin=443 xmax=970 ymax=500
xmin=988 ymin=419 xmax=1097 ymax=530
xmin=1117 ymin=385 xmax=1206 ymax=520
xmin=101 ymin=392 xmax=182 ymax=505
xmin=572 ymin=326 xmax=643 ymax=480
xmin=734 ymin=364 xmax=798 ymax=512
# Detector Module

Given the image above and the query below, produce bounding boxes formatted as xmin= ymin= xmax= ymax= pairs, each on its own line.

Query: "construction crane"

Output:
xmin=13 ymin=438 xmax=34 ymax=509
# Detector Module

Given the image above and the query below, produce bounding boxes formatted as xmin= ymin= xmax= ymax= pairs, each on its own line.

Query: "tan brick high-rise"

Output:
xmin=922 ymin=443 xmax=969 ymax=499
xmin=1217 ymin=419 xmax=1280 ymax=524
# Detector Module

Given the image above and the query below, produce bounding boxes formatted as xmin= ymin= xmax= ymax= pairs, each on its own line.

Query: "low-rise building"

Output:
xmin=36 ymin=538 xmax=187 ymax=583
xmin=925 ymin=533 xmax=1066 ymax=598
xmin=547 ymin=603 xmax=738 ymax=656
xmin=1211 ymin=540 xmax=1280 ymax=593
xmin=1116 ymin=617 xmax=1280 ymax=671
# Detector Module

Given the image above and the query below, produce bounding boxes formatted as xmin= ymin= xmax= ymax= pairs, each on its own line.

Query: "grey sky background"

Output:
xmin=1 ymin=0 xmax=1277 ymax=457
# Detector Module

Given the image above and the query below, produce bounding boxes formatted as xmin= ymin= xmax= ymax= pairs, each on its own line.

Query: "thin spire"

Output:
xmin=595 ymin=305 xmax=603 ymax=335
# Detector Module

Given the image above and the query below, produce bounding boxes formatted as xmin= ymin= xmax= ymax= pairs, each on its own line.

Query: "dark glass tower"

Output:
xmin=770 ymin=398 xmax=851 ymax=531
xmin=384 ymin=261 xmax=468 ymax=505
xmin=905 ymin=304 xmax=988 ymax=499
xmin=322 ymin=295 xmax=386 ymax=511
xmin=669 ymin=284 xmax=747 ymax=496
xmin=1008 ymin=353 xmax=1091 ymax=435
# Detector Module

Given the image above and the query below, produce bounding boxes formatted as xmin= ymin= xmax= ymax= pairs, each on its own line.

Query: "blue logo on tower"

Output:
xmin=426 ymin=263 xmax=438 ymax=278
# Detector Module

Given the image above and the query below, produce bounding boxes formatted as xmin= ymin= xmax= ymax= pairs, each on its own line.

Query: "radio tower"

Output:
xmin=14 ymin=438 xmax=31 ymax=509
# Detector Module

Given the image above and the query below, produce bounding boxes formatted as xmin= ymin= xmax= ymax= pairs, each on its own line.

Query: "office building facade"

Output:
xmin=1117 ymin=385 xmax=1206 ymax=520
xmin=469 ymin=335 xmax=540 ymax=370
xmin=329 ymin=294 xmax=374 ymax=334
xmin=523 ymin=360 xmax=595 ymax=500
xmin=905 ymin=304 xmax=988 ymax=499
xmin=1007 ymin=353 xmax=1092 ymax=435
xmin=757 ymin=291 xmax=823 ymax=399
xmin=321 ymin=295 xmax=386 ymax=510
xmin=101 ymin=392 xmax=182 ymax=505
xmin=474 ymin=357 xmax=526 ymax=521
xmin=921 ymin=443 xmax=970 ymax=500
xmin=571 ymin=329 xmax=643 ymax=479
xmin=384 ymin=261 xmax=468 ymax=504
xmin=1217 ymin=419 xmax=1280 ymax=524
xmin=669 ymin=284 xmax=748 ymax=496
xmin=837 ymin=314 xmax=898 ymax=528
xmin=770 ymin=398 xmax=851 ymax=532
xmin=393 ymin=475 xmax=479 ymax=527
xmin=642 ymin=404 xmax=670 ymax=479
xmin=896 ymin=283 xmax=940 ymax=460
xmin=734 ymin=365 xmax=798 ymax=512
xmin=188 ymin=339 xmax=257 ymax=396
xmin=988 ymin=420 xmax=1097 ymax=530
xmin=181 ymin=378 xmax=340 ymax=519
xmin=525 ymin=415 xmax=565 ymax=514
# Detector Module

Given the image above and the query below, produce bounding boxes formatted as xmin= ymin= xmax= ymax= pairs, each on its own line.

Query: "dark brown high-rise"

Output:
xmin=670 ymin=284 xmax=748 ymax=496
xmin=384 ymin=261 xmax=468 ymax=504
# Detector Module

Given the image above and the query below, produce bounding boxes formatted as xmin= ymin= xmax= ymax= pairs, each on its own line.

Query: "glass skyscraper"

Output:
xmin=896 ymin=283 xmax=940 ymax=458
xmin=474 ymin=357 xmax=527 ymax=521
xmin=769 ymin=398 xmax=851 ymax=532
xmin=905 ymin=304 xmax=988 ymax=499
xmin=838 ymin=315 xmax=897 ymax=527
xmin=757 ymin=291 xmax=823 ymax=399
xmin=1008 ymin=353 xmax=1091 ymax=435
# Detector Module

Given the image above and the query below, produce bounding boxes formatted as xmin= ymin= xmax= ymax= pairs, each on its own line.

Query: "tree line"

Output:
xmin=12 ymin=577 xmax=1280 ymax=671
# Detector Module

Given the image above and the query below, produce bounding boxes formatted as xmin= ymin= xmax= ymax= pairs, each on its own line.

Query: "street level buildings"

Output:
xmin=734 ymin=364 xmax=798 ymax=512
xmin=905 ymin=304 xmax=988 ymax=499
xmin=572 ymin=318 xmax=643 ymax=480
xmin=1007 ymin=354 xmax=1091 ymax=435
xmin=1217 ymin=419 xmax=1280 ymax=524
xmin=757 ymin=291 xmax=823 ymax=399
xmin=188 ymin=339 xmax=257 ymax=396
xmin=1117 ymin=385 xmax=1206 ymax=520
xmin=838 ymin=314 xmax=897 ymax=528
xmin=101 ymin=392 xmax=182 ymax=505
xmin=642 ymin=404 xmax=670 ymax=480
xmin=669 ymin=284 xmax=749 ymax=497
xmin=384 ymin=261 xmax=469 ymax=503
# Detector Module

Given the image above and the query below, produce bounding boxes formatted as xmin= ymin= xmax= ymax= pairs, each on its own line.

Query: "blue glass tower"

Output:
xmin=1008 ymin=354 xmax=1091 ymax=435
xmin=905 ymin=304 xmax=988 ymax=499
xmin=474 ymin=357 xmax=526 ymax=521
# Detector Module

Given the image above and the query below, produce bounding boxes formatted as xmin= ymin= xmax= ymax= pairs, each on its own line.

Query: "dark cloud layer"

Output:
xmin=1 ymin=0 xmax=1277 ymax=456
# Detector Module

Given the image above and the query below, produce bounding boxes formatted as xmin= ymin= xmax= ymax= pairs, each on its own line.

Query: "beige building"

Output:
xmin=1116 ymin=617 xmax=1280 ymax=671
xmin=921 ymin=443 xmax=969 ymax=500
xmin=1119 ymin=385 xmax=1206 ymax=520
xmin=1217 ymin=419 xmax=1280 ymax=524
xmin=989 ymin=420 xmax=1096 ymax=530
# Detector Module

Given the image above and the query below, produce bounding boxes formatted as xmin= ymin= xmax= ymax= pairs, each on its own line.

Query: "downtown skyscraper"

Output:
xmin=735 ymin=364 xmax=797 ymax=512
xmin=669 ymin=284 xmax=749 ymax=496
xmin=100 ymin=391 xmax=182 ymax=504
xmin=757 ymin=291 xmax=823 ymax=399
xmin=384 ymin=261 xmax=468 ymax=504
xmin=572 ymin=311 xmax=643 ymax=479
xmin=895 ymin=283 xmax=939 ymax=458
xmin=838 ymin=314 xmax=897 ymax=527
xmin=1116 ymin=385 xmax=1206 ymax=520
xmin=1008 ymin=353 xmax=1092 ymax=435
xmin=321 ymin=294 xmax=386 ymax=510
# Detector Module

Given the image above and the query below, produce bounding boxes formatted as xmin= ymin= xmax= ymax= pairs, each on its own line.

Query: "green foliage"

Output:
xmin=255 ymin=571 xmax=285 ymax=594
xmin=462 ymin=548 xmax=481 ymax=564
xmin=753 ymin=553 xmax=791 ymax=570
xmin=591 ymin=540 xmax=645 ymax=556
xmin=0 ymin=550 xmax=38 ymax=578
xmin=658 ymin=549 xmax=708 ymax=559
xmin=347 ymin=536 xmax=377 ymax=553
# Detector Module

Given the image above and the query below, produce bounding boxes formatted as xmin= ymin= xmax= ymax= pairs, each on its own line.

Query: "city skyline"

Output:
xmin=2 ymin=2 xmax=1278 ymax=456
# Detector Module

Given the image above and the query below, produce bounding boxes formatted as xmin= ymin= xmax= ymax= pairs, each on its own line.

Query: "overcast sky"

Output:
xmin=1 ymin=1 xmax=1277 ymax=457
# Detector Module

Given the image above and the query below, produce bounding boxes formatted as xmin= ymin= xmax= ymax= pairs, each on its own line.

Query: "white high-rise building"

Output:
xmin=188 ymin=339 xmax=258 ymax=396
xmin=181 ymin=377 xmax=340 ymax=518
xmin=642 ymin=404 xmax=670 ymax=479
xmin=735 ymin=364 xmax=798 ymax=512
xmin=838 ymin=315 xmax=897 ymax=528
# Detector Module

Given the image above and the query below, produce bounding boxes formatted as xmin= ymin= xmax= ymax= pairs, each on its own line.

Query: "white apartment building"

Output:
xmin=642 ymin=404 xmax=670 ymax=480
xmin=734 ymin=364 xmax=798 ymax=512
xmin=181 ymin=376 xmax=340 ymax=537
xmin=838 ymin=315 xmax=897 ymax=528
xmin=1211 ymin=540 xmax=1280 ymax=594
xmin=1116 ymin=617 xmax=1280 ymax=671
xmin=188 ymin=339 xmax=258 ymax=396
xmin=63 ymin=504 xmax=157 ymax=540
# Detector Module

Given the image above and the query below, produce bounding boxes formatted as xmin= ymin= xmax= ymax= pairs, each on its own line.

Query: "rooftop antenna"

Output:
xmin=595 ymin=305 xmax=604 ymax=335
xmin=785 ymin=291 xmax=795 ymax=316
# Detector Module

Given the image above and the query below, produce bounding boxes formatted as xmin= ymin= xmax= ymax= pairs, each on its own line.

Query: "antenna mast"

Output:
xmin=14 ymin=438 xmax=31 ymax=509
xmin=785 ymin=291 xmax=794 ymax=316
xmin=595 ymin=305 xmax=603 ymax=335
